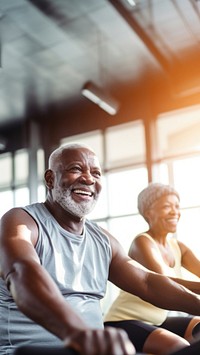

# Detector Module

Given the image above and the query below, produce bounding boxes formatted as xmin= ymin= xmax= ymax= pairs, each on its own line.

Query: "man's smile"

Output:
xmin=73 ymin=188 xmax=94 ymax=197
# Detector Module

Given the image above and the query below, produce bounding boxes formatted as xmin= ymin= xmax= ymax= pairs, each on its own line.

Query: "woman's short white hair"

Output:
xmin=138 ymin=182 xmax=180 ymax=219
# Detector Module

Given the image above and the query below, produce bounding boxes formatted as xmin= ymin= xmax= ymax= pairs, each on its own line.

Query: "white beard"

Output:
xmin=54 ymin=185 xmax=98 ymax=218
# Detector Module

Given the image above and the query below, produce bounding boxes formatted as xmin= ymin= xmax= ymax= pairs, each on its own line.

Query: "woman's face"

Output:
xmin=145 ymin=194 xmax=181 ymax=233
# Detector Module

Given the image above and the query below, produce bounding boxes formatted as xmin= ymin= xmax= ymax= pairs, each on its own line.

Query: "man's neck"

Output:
xmin=44 ymin=200 xmax=85 ymax=235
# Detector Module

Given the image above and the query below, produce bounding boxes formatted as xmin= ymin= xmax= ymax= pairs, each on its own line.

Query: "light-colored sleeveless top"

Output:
xmin=104 ymin=233 xmax=182 ymax=325
xmin=0 ymin=203 xmax=112 ymax=354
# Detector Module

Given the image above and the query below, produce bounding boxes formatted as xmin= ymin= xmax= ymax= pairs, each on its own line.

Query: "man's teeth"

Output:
xmin=74 ymin=189 xmax=92 ymax=196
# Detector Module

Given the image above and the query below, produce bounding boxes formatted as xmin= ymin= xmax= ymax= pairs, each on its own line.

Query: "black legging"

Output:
xmin=161 ymin=316 xmax=194 ymax=337
xmin=104 ymin=316 xmax=193 ymax=353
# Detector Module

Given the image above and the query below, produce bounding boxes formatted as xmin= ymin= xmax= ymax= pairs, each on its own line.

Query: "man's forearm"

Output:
xmin=7 ymin=260 xmax=87 ymax=340
xmin=146 ymin=272 xmax=200 ymax=315
xmin=170 ymin=277 xmax=200 ymax=295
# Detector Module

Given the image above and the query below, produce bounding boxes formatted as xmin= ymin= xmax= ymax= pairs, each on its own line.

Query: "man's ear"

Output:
xmin=44 ymin=169 xmax=54 ymax=189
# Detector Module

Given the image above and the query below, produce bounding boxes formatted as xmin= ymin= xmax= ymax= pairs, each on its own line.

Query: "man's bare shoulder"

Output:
xmin=0 ymin=206 xmax=39 ymax=246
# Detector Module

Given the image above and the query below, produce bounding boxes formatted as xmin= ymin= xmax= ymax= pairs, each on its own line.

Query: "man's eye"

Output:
xmin=93 ymin=171 xmax=101 ymax=178
xmin=70 ymin=167 xmax=81 ymax=172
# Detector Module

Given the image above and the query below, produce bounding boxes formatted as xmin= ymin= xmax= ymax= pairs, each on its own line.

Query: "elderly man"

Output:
xmin=1 ymin=143 xmax=200 ymax=355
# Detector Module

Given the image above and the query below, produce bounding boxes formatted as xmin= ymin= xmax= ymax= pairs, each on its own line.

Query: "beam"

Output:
xmin=108 ymin=0 xmax=171 ymax=74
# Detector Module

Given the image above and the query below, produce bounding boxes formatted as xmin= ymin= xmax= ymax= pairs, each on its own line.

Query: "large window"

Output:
xmin=105 ymin=121 xmax=146 ymax=168
xmin=156 ymin=105 xmax=200 ymax=159
xmin=0 ymin=148 xmax=45 ymax=218
xmin=0 ymin=153 xmax=13 ymax=216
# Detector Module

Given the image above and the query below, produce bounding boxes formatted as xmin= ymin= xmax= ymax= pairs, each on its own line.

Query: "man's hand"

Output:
xmin=64 ymin=327 xmax=136 ymax=355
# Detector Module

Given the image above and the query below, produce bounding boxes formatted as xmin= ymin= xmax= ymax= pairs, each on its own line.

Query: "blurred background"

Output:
xmin=1 ymin=0 xmax=200 ymax=311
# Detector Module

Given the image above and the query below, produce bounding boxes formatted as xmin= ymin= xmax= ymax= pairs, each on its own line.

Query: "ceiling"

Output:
xmin=0 ymin=0 xmax=200 ymax=132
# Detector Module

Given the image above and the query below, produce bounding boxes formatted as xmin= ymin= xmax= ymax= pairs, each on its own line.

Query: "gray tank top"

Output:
xmin=0 ymin=203 xmax=112 ymax=354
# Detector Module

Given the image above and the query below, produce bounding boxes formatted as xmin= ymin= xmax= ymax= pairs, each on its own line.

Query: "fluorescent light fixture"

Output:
xmin=82 ymin=81 xmax=119 ymax=115
xmin=125 ymin=0 xmax=137 ymax=6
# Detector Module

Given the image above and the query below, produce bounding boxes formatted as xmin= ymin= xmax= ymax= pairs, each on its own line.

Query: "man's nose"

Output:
xmin=79 ymin=172 xmax=95 ymax=184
